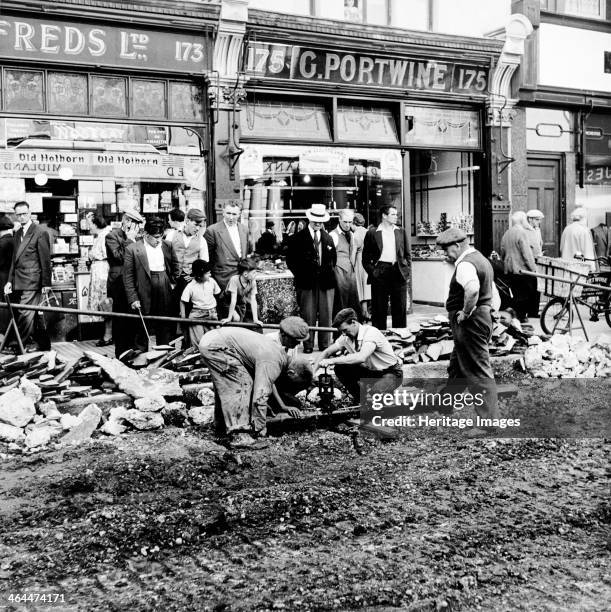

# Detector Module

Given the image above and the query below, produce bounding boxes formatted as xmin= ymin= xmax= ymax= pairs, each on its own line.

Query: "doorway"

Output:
xmin=527 ymin=154 xmax=564 ymax=257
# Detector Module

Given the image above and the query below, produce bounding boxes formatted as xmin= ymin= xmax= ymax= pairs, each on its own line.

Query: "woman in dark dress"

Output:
xmin=0 ymin=215 xmax=15 ymax=334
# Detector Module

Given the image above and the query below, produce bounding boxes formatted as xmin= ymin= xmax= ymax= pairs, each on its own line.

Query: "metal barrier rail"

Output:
xmin=519 ymin=269 xmax=611 ymax=293
xmin=0 ymin=301 xmax=337 ymax=333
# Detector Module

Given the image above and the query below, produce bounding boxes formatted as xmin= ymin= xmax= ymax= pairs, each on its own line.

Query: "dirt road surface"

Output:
xmin=0 ymin=378 xmax=609 ymax=611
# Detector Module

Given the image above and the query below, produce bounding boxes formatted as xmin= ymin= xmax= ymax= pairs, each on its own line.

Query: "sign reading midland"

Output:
xmin=247 ymin=42 xmax=489 ymax=95
xmin=0 ymin=15 xmax=210 ymax=72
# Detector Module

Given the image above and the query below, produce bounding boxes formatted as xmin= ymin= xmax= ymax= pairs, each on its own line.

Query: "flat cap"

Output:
xmin=279 ymin=316 xmax=310 ymax=340
xmin=436 ymin=227 xmax=468 ymax=247
xmin=526 ymin=209 xmax=544 ymax=219
xmin=186 ymin=208 xmax=205 ymax=222
xmin=123 ymin=208 xmax=144 ymax=223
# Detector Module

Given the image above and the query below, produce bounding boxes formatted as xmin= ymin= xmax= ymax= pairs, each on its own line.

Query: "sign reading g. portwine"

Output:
xmin=247 ymin=41 xmax=489 ymax=95
xmin=0 ymin=15 xmax=210 ymax=72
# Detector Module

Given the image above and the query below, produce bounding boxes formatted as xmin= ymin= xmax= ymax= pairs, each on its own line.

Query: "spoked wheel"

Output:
xmin=605 ymin=299 xmax=611 ymax=328
xmin=540 ymin=297 xmax=571 ymax=335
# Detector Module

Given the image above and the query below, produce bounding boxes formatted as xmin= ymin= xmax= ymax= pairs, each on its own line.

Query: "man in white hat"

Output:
xmin=286 ymin=204 xmax=337 ymax=353
xmin=526 ymin=209 xmax=544 ymax=257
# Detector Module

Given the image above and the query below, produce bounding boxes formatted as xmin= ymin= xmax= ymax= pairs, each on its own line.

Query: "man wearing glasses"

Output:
xmin=313 ymin=307 xmax=403 ymax=402
xmin=4 ymin=201 xmax=51 ymax=351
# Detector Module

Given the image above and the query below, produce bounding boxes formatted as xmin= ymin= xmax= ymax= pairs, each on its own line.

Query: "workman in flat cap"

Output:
xmin=436 ymin=228 xmax=500 ymax=433
xmin=198 ymin=322 xmax=313 ymax=449
xmin=106 ymin=208 xmax=144 ymax=359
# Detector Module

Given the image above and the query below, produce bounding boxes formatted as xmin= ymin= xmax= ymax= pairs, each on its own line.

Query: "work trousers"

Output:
xmin=187 ymin=307 xmax=217 ymax=348
xmin=335 ymin=362 xmax=403 ymax=403
xmin=135 ymin=271 xmax=174 ymax=352
xmin=297 ymin=285 xmax=335 ymax=351
xmin=371 ymin=262 xmax=407 ymax=330
xmin=447 ymin=306 xmax=499 ymax=420
xmin=199 ymin=332 xmax=266 ymax=435
xmin=10 ymin=290 xmax=49 ymax=349
xmin=108 ymin=276 xmax=136 ymax=359
xmin=333 ymin=268 xmax=360 ymax=317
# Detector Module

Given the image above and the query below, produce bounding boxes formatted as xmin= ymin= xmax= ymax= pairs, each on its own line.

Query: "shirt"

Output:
xmin=226 ymin=274 xmax=257 ymax=303
xmin=144 ymin=241 xmax=165 ymax=271
xmin=200 ymin=328 xmax=289 ymax=423
xmin=20 ymin=221 xmax=32 ymax=240
xmin=454 ymin=247 xmax=500 ymax=312
xmin=224 ymin=220 xmax=242 ymax=257
xmin=181 ymin=278 xmax=220 ymax=310
xmin=336 ymin=324 xmax=398 ymax=371
xmin=377 ymin=224 xmax=397 ymax=264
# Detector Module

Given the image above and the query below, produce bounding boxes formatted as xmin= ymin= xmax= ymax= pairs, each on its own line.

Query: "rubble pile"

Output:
xmin=0 ymin=349 xmax=215 ymax=453
xmin=524 ymin=334 xmax=611 ymax=378
xmin=384 ymin=313 xmax=538 ymax=364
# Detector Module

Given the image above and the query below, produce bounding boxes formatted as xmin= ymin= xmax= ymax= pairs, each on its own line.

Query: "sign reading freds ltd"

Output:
xmin=247 ymin=42 xmax=489 ymax=95
xmin=0 ymin=15 xmax=209 ymax=72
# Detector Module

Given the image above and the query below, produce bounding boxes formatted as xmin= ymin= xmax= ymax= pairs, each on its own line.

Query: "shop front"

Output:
xmin=234 ymin=30 xmax=497 ymax=307
xmin=0 ymin=11 xmax=214 ymax=336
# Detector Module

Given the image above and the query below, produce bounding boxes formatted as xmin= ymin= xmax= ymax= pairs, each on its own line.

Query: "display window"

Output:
xmin=240 ymin=143 xmax=402 ymax=249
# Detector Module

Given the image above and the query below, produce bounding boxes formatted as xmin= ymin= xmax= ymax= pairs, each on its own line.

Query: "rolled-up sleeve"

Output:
xmin=251 ymin=359 xmax=285 ymax=433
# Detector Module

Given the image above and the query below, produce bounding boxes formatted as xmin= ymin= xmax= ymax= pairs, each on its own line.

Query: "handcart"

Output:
xmin=536 ymin=255 xmax=611 ymax=339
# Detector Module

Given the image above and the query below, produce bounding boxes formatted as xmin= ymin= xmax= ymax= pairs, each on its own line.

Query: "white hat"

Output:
xmin=526 ymin=209 xmax=544 ymax=219
xmin=305 ymin=203 xmax=330 ymax=223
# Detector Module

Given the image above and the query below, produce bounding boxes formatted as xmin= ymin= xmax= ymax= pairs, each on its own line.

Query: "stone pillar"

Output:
xmin=209 ymin=0 xmax=249 ymax=220
xmin=486 ymin=13 xmax=533 ymax=251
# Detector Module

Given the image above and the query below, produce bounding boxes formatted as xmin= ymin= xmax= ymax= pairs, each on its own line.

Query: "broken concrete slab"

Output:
xmin=61 ymin=404 xmax=102 ymax=444
xmin=188 ymin=405 xmax=214 ymax=426
xmin=100 ymin=420 xmax=127 ymax=436
xmin=20 ymin=377 xmax=42 ymax=404
xmin=25 ymin=427 xmax=54 ymax=448
xmin=38 ymin=400 xmax=62 ymax=420
xmin=84 ymin=352 xmax=182 ymax=399
xmin=134 ymin=396 xmax=167 ymax=413
xmin=197 ymin=387 xmax=215 ymax=407
xmin=0 ymin=423 xmax=26 ymax=443
xmin=0 ymin=388 xmax=36 ymax=428
xmin=123 ymin=409 xmax=164 ymax=430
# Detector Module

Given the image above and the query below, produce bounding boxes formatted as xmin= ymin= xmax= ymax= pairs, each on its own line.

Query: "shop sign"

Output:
xmin=0 ymin=148 xmax=205 ymax=183
xmin=0 ymin=15 xmax=209 ymax=72
xmin=585 ymin=164 xmax=611 ymax=185
xmin=247 ymin=42 xmax=488 ymax=95
xmin=300 ymin=148 xmax=349 ymax=175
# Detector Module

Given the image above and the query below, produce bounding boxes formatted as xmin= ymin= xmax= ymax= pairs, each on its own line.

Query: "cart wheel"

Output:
xmin=540 ymin=297 xmax=570 ymax=335
xmin=605 ymin=299 xmax=611 ymax=329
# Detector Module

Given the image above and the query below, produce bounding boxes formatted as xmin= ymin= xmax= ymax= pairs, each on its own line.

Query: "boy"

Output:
xmin=220 ymin=258 xmax=262 ymax=326
xmin=180 ymin=259 xmax=221 ymax=347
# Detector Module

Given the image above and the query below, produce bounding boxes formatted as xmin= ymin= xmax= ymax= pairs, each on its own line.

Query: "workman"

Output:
xmin=435 ymin=228 xmax=500 ymax=434
xmin=314 ymin=308 xmax=403 ymax=402
xmin=198 ymin=327 xmax=313 ymax=449
xmin=272 ymin=316 xmax=310 ymax=353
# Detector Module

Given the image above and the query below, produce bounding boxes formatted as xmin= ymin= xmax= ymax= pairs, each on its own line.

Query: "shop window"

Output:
xmin=169 ymin=82 xmax=204 ymax=122
xmin=132 ymin=80 xmax=166 ymax=119
xmin=48 ymin=73 xmax=88 ymax=115
xmin=405 ymin=105 xmax=481 ymax=150
xmin=4 ymin=70 xmax=44 ymax=112
xmin=91 ymin=76 xmax=127 ymax=117
xmin=540 ymin=0 xmax=610 ymax=19
xmin=239 ymin=143 xmax=402 ymax=248
xmin=242 ymin=100 xmax=332 ymax=142
xmin=410 ymin=150 xmax=476 ymax=242
xmin=337 ymin=105 xmax=398 ymax=144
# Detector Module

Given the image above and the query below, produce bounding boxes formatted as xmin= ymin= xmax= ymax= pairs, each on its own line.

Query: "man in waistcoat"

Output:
xmin=168 ymin=208 xmax=208 ymax=320
xmin=330 ymin=209 xmax=360 ymax=317
xmin=436 ymin=228 xmax=500 ymax=433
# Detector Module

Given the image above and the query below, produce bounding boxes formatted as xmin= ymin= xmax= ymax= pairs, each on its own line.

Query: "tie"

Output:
xmin=314 ymin=231 xmax=321 ymax=265
xmin=344 ymin=230 xmax=351 ymax=244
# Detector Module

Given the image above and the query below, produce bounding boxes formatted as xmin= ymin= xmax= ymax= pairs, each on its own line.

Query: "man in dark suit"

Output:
xmin=123 ymin=216 xmax=180 ymax=352
xmin=286 ymin=204 xmax=337 ymax=353
xmin=106 ymin=208 xmax=144 ymax=358
xmin=362 ymin=205 xmax=411 ymax=330
xmin=204 ymin=201 xmax=248 ymax=295
xmin=4 ymin=201 xmax=51 ymax=350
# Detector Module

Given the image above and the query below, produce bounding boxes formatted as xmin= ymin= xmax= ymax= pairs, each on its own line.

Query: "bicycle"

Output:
xmin=539 ymin=255 xmax=611 ymax=335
